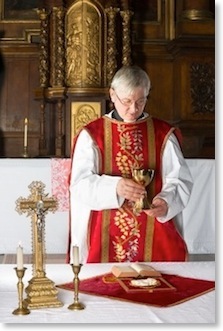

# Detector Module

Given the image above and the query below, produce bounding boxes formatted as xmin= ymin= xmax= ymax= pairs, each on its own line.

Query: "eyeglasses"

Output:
xmin=114 ymin=91 xmax=148 ymax=108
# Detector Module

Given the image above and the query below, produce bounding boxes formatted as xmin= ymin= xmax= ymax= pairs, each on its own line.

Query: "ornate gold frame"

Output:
xmin=71 ymin=101 xmax=102 ymax=145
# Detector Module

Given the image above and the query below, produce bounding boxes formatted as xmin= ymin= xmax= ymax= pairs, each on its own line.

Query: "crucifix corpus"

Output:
xmin=15 ymin=181 xmax=63 ymax=309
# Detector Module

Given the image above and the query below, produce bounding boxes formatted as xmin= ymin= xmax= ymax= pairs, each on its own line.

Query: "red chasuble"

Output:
xmin=70 ymin=115 xmax=188 ymax=263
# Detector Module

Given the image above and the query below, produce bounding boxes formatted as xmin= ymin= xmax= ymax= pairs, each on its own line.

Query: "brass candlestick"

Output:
xmin=23 ymin=146 xmax=29 ymax=158
xmin=68 ymin=264 xmax=85 ymax=310
xmin=12 ymin=267 xmax=30 ymax=315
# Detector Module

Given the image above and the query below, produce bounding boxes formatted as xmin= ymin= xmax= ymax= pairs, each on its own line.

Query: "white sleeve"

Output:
xmin=70 ymin=129 xmax=124 ymax=210
xmin=155 ymin=133 xmax=194 ymax=223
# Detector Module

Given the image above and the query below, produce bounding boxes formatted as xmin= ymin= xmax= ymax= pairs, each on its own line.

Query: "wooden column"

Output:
xmin=105 ymin=6 xmax=120 ymax=86
xmin=39 ymin=99 xmax=47 ymax=155
xmin=36 ymin=9 xmax=50 ymax=156
xmin=120 ymin=9 xmax=134 ymax=66
xmin=55 ymin=98 xmax=65 ymax=157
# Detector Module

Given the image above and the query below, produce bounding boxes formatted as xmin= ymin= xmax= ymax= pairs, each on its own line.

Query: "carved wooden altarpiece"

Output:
xmin=35 ymin=0 xmax=133 ymax=157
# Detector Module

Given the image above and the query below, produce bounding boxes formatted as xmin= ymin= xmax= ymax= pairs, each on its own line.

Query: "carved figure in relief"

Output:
xmin=66 ymin=21 xmax=83 ymax=85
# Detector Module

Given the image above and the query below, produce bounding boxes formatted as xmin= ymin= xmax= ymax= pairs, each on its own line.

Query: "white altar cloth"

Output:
xmin=0 ymin=261 xmax=215 ymax=324
xmin=0 ymin=158 xmax=215 ymax=255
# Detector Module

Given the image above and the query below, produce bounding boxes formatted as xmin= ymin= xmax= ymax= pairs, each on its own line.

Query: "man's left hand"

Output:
xmin=143 ymin=198 xmax=168 ymax=218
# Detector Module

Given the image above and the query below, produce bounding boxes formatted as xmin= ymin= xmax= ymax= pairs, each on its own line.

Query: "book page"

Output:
xmin=130 ymin=263 xmax=161 ymax=276
xmin=111 ymin=265 xmax=138 ymax=277
xmin=114 ymin=266 xmax=135 ymax=273
xmin=130 ymin=263 xmax=152 ymax=274
xmin=111 ymin=263 xmax=161 ymax=278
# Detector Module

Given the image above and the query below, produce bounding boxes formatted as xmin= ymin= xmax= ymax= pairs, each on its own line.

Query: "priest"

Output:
xmin=67 ymin=65 xmax=193 ymax=264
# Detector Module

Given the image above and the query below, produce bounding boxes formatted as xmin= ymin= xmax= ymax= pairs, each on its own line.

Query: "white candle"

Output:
xmin=73 ymin=245 xmax=79 ymax=266
xmin=17 ymin=244 xmax=23 ymax=270
xmin=24 ymin=118 xmax=28 ymax=148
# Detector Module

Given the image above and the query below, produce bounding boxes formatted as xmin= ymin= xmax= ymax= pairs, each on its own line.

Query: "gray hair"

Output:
xmin=110 ymin=65 xmax=151 ymax=96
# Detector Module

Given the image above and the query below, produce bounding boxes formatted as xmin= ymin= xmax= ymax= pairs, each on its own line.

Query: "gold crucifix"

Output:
xmin=15 ymin=181 xmax=63 ymax=309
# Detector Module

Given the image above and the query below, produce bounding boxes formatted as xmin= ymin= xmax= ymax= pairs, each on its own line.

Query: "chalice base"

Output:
xmin=133 ymin=197 xmax=152 ymax=214
xmin=142 ymin=197 xmax=152 ymax=209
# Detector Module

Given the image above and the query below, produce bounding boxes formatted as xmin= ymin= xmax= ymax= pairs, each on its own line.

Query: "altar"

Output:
xmin=0 ymin=158 xmax=215 ymax=256
xmin=0 ymin=261 xmax=215 ymax=323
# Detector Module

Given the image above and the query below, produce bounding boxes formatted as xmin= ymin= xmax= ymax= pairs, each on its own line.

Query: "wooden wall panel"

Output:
xmin=144 ymin=60 xmax=175 ymax=121
xmin=0 ymin=0 xmax=215 ymax=158
xmin=0 ymin=53 xmax=40 ymax=157
xmin=131 ymin=0 xmax=214 ymax=158
xmin=175 ymin=55 xmax=214 ymax=122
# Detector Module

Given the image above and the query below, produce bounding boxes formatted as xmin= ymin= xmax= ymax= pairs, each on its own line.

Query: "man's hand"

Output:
xmin=143 ymin=198 xmax=168 ymax=218
xmin=117 ymin=178 xmax=146 ymax=202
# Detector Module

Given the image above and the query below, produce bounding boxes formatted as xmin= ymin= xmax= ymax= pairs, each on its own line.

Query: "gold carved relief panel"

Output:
xmin=65 ymin=1 xmax=105 ymax=88
xmin=71 ymin=101 xmax=101 ymax=144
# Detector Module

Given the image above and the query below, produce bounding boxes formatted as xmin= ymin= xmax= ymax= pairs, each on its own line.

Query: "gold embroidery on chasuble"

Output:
xmin=101 ymin=118 xmax=156 ymax=262
xmin=101 ymin=120 xmax=112 ymax=262
xmin=144 ymin=119 xmax=156 ymax=261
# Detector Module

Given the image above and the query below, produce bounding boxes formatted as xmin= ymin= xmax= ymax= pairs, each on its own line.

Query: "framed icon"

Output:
xmin=0 ymin=0 xmax=39 ymax=21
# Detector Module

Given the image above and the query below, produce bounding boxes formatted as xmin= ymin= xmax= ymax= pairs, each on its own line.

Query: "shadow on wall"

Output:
xmin=0 ymin=30 xmax=5 ymax=156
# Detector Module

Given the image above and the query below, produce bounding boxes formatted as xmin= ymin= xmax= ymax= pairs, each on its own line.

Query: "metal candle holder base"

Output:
xmin=68 ymin=264 xmax=85 ymax=310
xmin=12 ymin=267 xmax=30 ymax=315
xmin=23 ymin=146 xmax=29 ymax=158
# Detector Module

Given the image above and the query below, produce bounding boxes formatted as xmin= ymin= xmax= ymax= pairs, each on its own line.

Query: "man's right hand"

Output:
xmin=116 ymin=178 xmax=146 ymax=202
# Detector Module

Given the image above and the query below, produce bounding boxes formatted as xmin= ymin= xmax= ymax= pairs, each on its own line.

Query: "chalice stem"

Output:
xmin=142 ymin=192 xmax=151 ymax=209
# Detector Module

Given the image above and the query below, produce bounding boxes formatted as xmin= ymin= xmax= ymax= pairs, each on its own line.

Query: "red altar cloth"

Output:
xmin=57 ymin=273 xmax=215 ymax=307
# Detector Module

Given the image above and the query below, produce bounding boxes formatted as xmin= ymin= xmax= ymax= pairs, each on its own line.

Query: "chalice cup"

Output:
xmin=132 ymin=168 xmax=155 ymax=214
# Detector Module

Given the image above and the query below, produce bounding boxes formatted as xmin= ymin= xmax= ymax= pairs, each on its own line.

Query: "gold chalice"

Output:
xmin=132 ymin=168 xmax=155 ymax=214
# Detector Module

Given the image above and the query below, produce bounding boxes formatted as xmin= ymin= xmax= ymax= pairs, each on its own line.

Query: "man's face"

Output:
xmin=110 ymin=87 xmax=148 ymax=122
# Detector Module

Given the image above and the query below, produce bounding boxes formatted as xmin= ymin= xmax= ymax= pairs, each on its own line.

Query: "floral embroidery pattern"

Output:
xmin=112 ymin=208 xmax=141 ymax=262
xmin=113 ymin=124 xmax=145 ymax=261
xmin=113 ymin=208 xmax=140 ymax=262
xmin=116 ymin=124 xmax=144 ymax=176
xmin=51 ymin=158 xmax=71 ymax=211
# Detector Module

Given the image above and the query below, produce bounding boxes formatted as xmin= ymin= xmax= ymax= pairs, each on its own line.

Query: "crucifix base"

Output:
xmin=23 ymin=274 xmax=63 ymax=309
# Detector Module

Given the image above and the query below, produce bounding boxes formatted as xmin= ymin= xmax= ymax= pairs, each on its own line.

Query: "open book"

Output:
xmin=111 ymin=263 xmax=161 ymax=278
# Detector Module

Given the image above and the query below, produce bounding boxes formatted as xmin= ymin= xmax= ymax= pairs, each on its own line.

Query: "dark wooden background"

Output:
xmin=0 ymin=0 xmax=215 ymax=158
